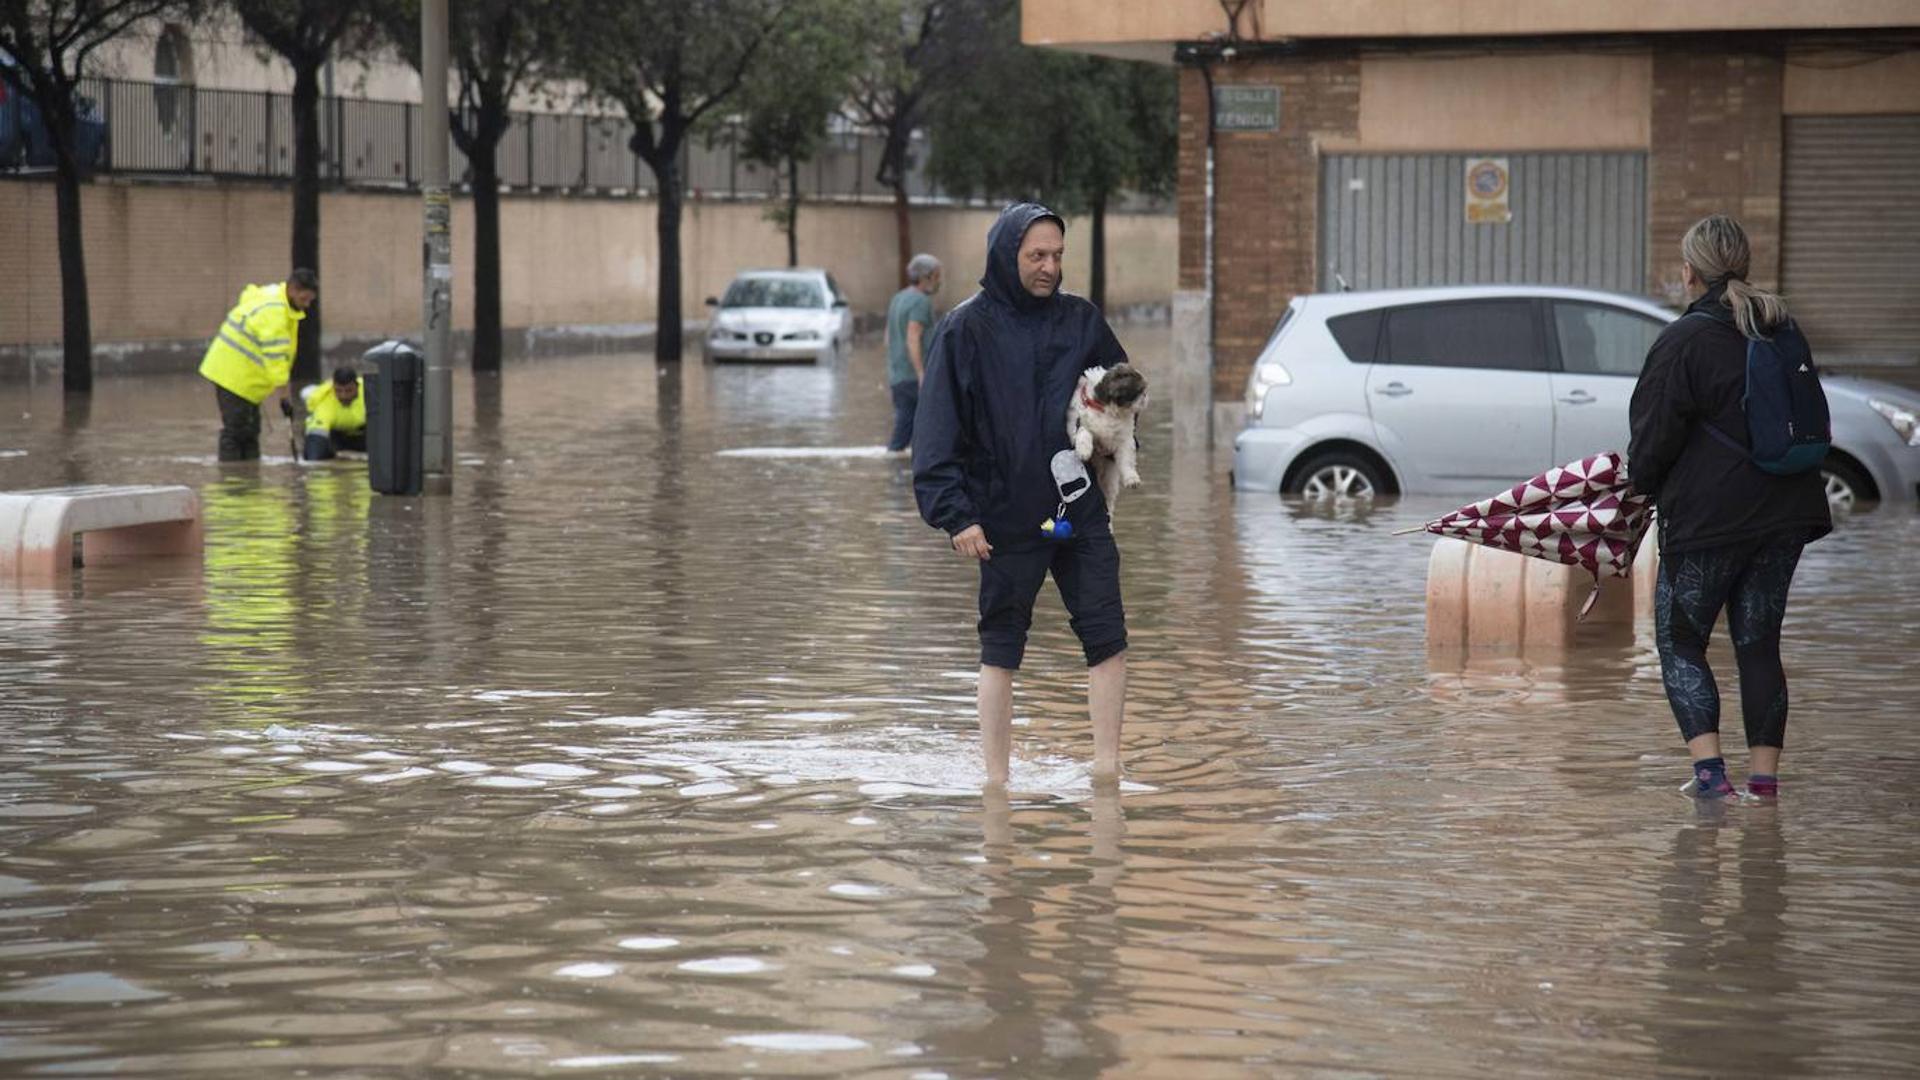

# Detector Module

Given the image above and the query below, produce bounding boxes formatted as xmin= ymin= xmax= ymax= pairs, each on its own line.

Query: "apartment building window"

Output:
xmin=154 ymin=25 xmax=192 ymax=134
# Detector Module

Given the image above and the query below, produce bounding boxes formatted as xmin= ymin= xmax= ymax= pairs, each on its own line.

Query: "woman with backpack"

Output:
xmin=1628 ymin=213 xmax=1833 ymax=801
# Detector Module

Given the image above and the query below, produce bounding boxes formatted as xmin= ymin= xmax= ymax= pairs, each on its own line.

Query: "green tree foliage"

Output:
xmin=730 ymin=0 xmax=872 ymax=267
xmin=846 ymin=0 xmax=1006 ymax=285
xmin=2 ymin=0 xmax=199 ymax=392
xmin=228 ymin=0 xmax=381 ymax=381
xmin=377 ymin=0 xmax=567 ymax=373
xmin=567 ymin=0 xmax=795 ymax=365
xmin=927 ymin=32 xmax=1175 ymax=310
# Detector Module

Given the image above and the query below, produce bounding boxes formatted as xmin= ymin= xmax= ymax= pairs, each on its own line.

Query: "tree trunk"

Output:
xmin=290 ymin=59 xmax=324 ymax=382
xmin=470 ymin=131 xmax=504 ymax=373
xmin=878 ymin=110 xmax=915 ymax=286
xmin=786 ymin=154 xmax=800 ymax=268
xmin=52 ymin=135 xmax=92 ymax=394
xmin=891 ymin=181 xmax=911 ymax=288
xmin=1090 ymin=191 xmax=1108 ymax=313
xmin=653 ymin=152 xmax=684 ymax=365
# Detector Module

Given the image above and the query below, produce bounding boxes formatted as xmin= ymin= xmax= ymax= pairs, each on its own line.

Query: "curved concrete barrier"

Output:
xmin=0 ymin=485 xmax=202 ymax=582
xmin=1426 ymin=539 xmax=1636 ymax=650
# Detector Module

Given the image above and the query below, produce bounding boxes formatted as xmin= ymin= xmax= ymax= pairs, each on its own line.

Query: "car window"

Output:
xmin=1382 ymin=300 xmax=1543 ymax=371
xmin=722 ymin=278 xmax=826 ymax=309
xmin=1327 ymin=310 xmax=1381 ymax=363
xmin=1553 ymin=302 xmax=1664 ymax=377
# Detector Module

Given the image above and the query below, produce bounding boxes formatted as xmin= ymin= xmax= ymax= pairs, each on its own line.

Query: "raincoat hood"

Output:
xmin=246 ymin=282 xmax=306 ymax=321
xmin=981 ymin=202 xmax=1066 ymax=313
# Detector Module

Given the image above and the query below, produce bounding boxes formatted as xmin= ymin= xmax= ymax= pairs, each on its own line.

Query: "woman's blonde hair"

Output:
xmin=1680 ymin=213 xmax=1789 ymax=340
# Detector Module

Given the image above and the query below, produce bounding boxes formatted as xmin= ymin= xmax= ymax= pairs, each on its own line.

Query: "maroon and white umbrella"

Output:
xmin=1402 ymin=450 xmax=1653 ymax=611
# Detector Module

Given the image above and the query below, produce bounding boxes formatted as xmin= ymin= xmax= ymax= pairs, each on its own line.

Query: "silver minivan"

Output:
xmin=1233 ymin=285 xmax=1920 ymax=509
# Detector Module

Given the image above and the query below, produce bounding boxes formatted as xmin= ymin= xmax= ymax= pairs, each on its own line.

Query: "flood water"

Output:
xmin=2 ymin=332 xmax=1918 ymax=1078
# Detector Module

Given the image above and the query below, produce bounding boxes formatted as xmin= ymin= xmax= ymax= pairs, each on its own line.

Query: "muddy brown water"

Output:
xmin=2 ymin=331 xmax=1917 ymax=1078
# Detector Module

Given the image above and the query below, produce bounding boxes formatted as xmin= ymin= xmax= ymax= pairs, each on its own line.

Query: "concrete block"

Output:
xmin=0 ymin=485 xmax=202 ymax=582
xmin=1426 ymin=539 xmax=1636 ymax=650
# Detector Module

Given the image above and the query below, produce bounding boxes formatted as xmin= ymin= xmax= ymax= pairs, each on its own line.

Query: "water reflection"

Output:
xmin=0 ymin=332 xmax=1916 ymax=1076
xmin=925 ymin=787 xmax=1126 ymax=1076
xmin=1651 ymin=813 xmax=1807 ymax=1078
xmin=198 ymin=477 xmax=301 ymax=722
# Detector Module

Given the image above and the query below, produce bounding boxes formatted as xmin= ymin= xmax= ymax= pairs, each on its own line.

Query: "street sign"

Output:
xmin=1465 ymin=157 xmax=1512 ymax=224
xmin=1213 ymin=86 xmax=1280 ymax=132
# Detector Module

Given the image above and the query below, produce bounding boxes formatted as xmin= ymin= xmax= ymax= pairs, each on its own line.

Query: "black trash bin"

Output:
xmin=364 ymin=340 xmax=425 ymax=496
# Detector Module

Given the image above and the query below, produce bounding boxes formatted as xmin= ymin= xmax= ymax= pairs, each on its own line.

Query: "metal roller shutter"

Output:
xmin=1319 ymin=152 xmax=1647 ymax=294
xmin=1782 ymin=115 xmax=1920 ymax=363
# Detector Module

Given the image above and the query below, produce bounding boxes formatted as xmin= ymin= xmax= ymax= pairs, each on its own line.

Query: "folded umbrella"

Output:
xmin=1399 ymin=450 xmax=1654 ymax=616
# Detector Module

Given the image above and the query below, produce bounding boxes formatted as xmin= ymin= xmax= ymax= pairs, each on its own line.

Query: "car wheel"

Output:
xmin=1821 ymin=458 xmax=1872 ymax=513
xmin=1289 ymin=451 xmax=1383 ymax=500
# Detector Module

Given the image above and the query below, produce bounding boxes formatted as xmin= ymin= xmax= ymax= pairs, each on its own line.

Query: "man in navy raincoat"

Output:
xmin=912 ymin=203 xmax=1131 ymax=786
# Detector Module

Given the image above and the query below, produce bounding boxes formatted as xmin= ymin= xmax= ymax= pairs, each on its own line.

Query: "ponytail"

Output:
xmin=1679 ymin=213 xmax=1789 ymax=340
xmin=1721 ymin=276 xmax=1790 ymax=341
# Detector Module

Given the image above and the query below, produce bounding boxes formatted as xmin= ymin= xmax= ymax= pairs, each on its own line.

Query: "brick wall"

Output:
xmin=1178 ymin=54 xmax=1361 ymax=400
xmin=1649 ymin=44 xmax=1786 ymax=298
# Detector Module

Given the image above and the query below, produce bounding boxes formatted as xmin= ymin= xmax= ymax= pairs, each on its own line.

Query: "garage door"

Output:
xmin=1319 ymin=152 xmax=1647 ymax=294
xmin=1781 ymin=115 xmax=1920 ymax=362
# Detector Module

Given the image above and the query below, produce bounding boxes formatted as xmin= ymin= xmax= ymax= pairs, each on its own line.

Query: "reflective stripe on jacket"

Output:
xmin=302 ymin=378 xmax=367 ymax=435
xmin=199 ymin=282 xmax=303 ymax=404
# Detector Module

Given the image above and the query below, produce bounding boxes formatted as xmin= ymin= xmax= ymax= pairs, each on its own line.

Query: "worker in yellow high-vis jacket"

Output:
xmin=301 ymin=367 xmax=367 ymax=461
xmin=199 ymin=269 xmax=318 ymax=461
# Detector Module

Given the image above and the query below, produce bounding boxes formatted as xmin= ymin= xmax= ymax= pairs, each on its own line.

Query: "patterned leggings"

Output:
xmin=1654 ymin=534 xmax=1805 ymax=747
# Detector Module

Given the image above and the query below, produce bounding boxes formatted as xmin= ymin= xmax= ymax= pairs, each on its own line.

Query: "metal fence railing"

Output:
xmin=25 ymin=75 xmax=977 ymax=204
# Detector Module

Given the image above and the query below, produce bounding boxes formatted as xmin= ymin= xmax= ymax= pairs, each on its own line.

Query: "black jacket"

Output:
xmin=912 ymin=203 xmax=1129 ymax=547
xmin=1627 ymin=284 xmax=1832 ymax=554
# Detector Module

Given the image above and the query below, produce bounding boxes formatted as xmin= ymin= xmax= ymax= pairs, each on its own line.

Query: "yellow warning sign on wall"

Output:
xmin=1465 ymin=158 xmax=1512 ymax=224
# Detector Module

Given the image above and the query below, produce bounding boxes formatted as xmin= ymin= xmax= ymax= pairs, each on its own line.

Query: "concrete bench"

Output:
xmin=1426 ymin=538 xmax=1656 ymax=650
xmin=0 ymin=485 xmax=203 ymax=581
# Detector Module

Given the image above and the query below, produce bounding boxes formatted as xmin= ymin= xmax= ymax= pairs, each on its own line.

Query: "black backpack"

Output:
xmin=1684 ymin=313 xmax=1831 ymax=475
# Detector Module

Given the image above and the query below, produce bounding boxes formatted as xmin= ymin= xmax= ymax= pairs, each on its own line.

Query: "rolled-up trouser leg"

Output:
xmin=975 ymin=532 xmax=1129 ymax=672
xmin=1052 ymin=530 xmax=1128 ymax=667
xmin=887 ymin=380 xmax=918 ymax=452
xmin=978 ymin=544 xmax=1047 ymax=671
xmin=215 ymin=385 xmax=261 ymax=461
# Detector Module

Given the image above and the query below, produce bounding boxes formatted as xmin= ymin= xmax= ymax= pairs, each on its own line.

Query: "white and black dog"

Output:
xmin=1067 ymin=363 xmax=1149 ymax=511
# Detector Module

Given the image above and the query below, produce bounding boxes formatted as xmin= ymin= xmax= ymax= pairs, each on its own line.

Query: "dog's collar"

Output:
xmin=1079 ymin=386 xmax=1106 ymax=413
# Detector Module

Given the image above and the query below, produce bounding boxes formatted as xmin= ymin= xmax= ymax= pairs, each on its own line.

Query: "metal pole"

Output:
xmin=421 ymin=0 xmax=454 ymax=481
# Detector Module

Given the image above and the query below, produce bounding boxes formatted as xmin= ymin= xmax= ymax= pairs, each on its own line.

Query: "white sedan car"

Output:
xmin=702 ymin=268 xmax=852 ymax=364
xmin=1232 ymin=284 xmax=1920 ymax=510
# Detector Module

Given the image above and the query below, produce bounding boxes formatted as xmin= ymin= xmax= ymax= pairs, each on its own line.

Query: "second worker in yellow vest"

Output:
xmin=301 ymin=367 xmax=368 ymax=461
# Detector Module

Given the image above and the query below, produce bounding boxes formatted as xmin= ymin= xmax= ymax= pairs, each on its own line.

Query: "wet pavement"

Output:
xmin=1 ymin=332 xmax=1918 ymax=1078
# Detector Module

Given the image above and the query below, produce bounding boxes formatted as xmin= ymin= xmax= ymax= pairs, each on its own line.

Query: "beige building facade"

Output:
xmin=1024 ymin=1 xmax=1920 ymax=449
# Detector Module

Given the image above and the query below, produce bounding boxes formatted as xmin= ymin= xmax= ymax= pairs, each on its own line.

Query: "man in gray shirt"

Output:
xmin=885 ymin=253 xmax=942 ymax=452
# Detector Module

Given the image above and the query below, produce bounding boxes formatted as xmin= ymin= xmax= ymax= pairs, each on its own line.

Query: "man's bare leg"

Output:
xmin=979 ymin=664 xmax=1015 ymax=788
xmin=1090 ymin=651 xmax=1127 ymax=779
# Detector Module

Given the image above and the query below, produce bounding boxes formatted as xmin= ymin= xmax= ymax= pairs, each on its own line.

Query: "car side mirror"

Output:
xmin=832 ymin=299 xmax=849 ymax=308
xmin=704 ymin=297 xmax=719 ymax=307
